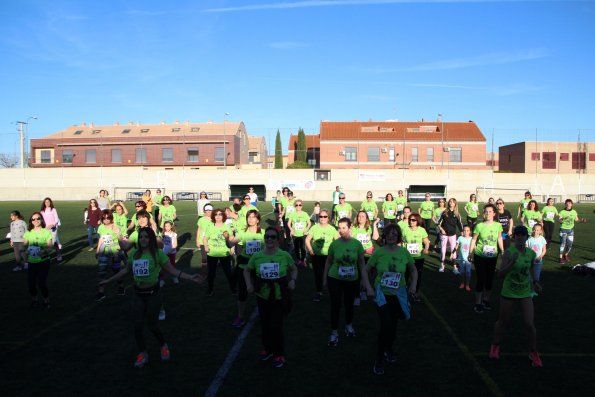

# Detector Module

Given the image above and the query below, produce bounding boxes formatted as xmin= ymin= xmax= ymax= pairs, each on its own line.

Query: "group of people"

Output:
xmin=8 ymin=187 xmax=584 ymax=373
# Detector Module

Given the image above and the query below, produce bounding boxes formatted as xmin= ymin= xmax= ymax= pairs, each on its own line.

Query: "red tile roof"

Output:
xmin=288 ymin=134 xmax=320 ymax=150
xmin=319 ymin=121 xmax=485 ymax=142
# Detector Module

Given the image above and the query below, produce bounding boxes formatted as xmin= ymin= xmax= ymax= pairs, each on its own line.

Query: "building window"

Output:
xmin=590 ymin=153 xmax=595 ymax=161
xmin=531 ymin=152 xmax=540 ymax=161
xmin=314 ymin=169 xmax=331 ymax=181
xmin=140 ymin=129 xmax=149 ymax=133
xmin=388 ymin=148 xmax=395 ymax=162
xmin=187 ymin=148 xmax=199 ymax=162
xmin=122 ymin=129 xmax=131 ymax=134
xmin=560 ymin=153 xmax=569 ymax=161
xmin=367 ymin=147 xmax=380 ymax=162
xmin=171 ymin=128 xmax=181 ymax=132
xmin=62 ymin=150 xmax=73 ymax=164
xmin=542 ymin=152 xmax=556 ymax=169
xmin=215 ymin=147 xmax=225 ymax=162
xmin=73 ymin=130 xmax=83 ymax=135
xmin=111 ymin=149 xmax=122 ymax=163
xmin=85 ymin=149 xmax=96 ymax=164
xmin=572 ymin=152 xmax=586 ymax=170
xmin=191 ymin=127 xmax=200 ymax=132
xmin=345 ymin=147 xmax=357 ymax=162
xmin=427 ymin=147 xmax=434 ymax=163
xmin=450 ymin=147 xmax=462 ymax=163
xmin=40 ymin=150 xmax=51 ymax=164
xmin=411 ymin=147 xmax=418 ymax=162
xmin=162 ymin=148 xmax=173 ymax=162
xmin=135 ymin=148 xmax=147 ymax=164
xmin=248 ymin=151 xmax=258 ymax=163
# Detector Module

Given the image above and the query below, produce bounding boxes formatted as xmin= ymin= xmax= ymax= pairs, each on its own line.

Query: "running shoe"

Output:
xmin=482 ymin=301 xmax=492 ymax=311
xmin=465 ymin=286 xmax=472 ymax=292
xmin=134 ymin=352 xmax=149 ymax=368
xmin=360 ymin=291 xmax=368 ymax=301
xmin=373 ymin=359 xmax=385 ymax=375
xmin=452 ymin=268 xmax=460 ymax=275
xmin=88 ymin=247 xmax=95 ymax=252
xmin=345 ymin=325 xmax=356 ymax=338
xmin=56 ymin=256 xmax=64 ymax=263
xmin=458 ymin=283 xmax=465 ymax=289
xmin=353 ymin=298 xmax=361 ymax=306
xmin=328 ymin=333 xmax=339 ymax=347
xmin=474 ymin=304 xmax=484 ymax=314
xmin=529 ymin=351 xmax=543 ymax=367
xmin=258 ymin=351 xmax=273 ymax=361
xmin=172 ymin=277 xmax=179 ymax=284
xmin=489 ymin=344 xmax=500 ymax=359
xmin=95 ymin=292 xmax=106 ymax=303
xmin=439 ymin=265 xmax=445 ymax=273
xmin=158 ymin=309 xmax=166 ymax=321
xmin=312 ymin=292 xmax=322 ymax=303
xmin=117 ymin=286 xmax=126 ymax=296
xmin=384 ymin=351 xmax=397 ymax=364
xmin=272 ymin=356 xmax=286 ymax=368
xmin=160 ymin=344 xmax=170 ymax=361
xmin=12 ymin=266 xmax=23 ymax=272
xmin=159 ymin=279 xmax=165 ymax=288
xmin=231 ymin=317 xmax=246 ymax=328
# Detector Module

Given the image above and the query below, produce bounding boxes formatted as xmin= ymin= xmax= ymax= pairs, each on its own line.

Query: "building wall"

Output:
xmin=499 ymin=142 xmax=593 ymax=173
xmin=499 ymin=142 xmax=526 ymax=172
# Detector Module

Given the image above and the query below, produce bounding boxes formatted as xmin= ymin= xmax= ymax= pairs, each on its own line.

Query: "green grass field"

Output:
xmin=1 ymin=200 xmax=594 ymax=397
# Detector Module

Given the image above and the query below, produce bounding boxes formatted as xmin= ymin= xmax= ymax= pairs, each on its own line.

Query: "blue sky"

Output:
xmin=1 ymin=0 xmax=594 ymax=155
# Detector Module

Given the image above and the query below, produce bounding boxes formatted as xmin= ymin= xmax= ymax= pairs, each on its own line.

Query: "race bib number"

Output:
xmin=357 ymin=233 xmax=370 ymax=245
xmin=294 ymin=222 xmax=304 ymax=231
xmin=367 ymin=211 xmax=374 ymax=219
xmin=101 ymin=235 xmax=113 ymax=246
xmin=339 ymin=211 xmax=347 ymax=219
xmin=407 ymin=243 xmax=420 ymax=255
xmin=472 ymin=204 xmax=478 ymax=211
xmin=546 ymin=212 xmax=555 ymax=220
xmin=483 ymin=246 xmax=497 ymax=257
xmin=225 ymin=219 xmax=234 ymax=225
xmin=523 ymin=202 xmax=529 ymax=209
xmin=245 ymin=240 xmax=262 ymax=255
xmin=380 ymin=272 xmax=401 ymax=289
xmin=388 ymin=210 xmax=395 ymax=216
xmin=397 ymin=204 xmax=404 ymax=211
xmin=28 ymin=246 xmax=41 ymax=258
xmin=528 ymin=219 xmax=537 ymax=228
xmin=338 ymin=266 xmax=356 ymax=278
xmin=260 ymin=263 xmax=280 ymax=280
xmin=287 ymin=206 xmax=295 ymax=213
xmin=133 ymin=259 xmax=150 ymax=277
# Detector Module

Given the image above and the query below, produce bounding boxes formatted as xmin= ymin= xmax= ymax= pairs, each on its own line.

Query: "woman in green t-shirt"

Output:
xmin=540 ymin=197 xmax=558 ymax=246
xmin=464 ymin=193 xmax=480 ymax=230
xmin=418 ymin=192 xmax=435 ymax=233
xmin=305 ymin=209 xmax=339 ymax=302
xmin=360 ymin=191 xmax=379 ymax=221
xmin=95 ymin=209 xmax=124 ymax=302
xmin=402 ymin=213 xmax=430 ymax=302
xmin=517 ymin=191 xmax=533 ymax=220
xmin=558 ymin=199 xmax=581 ymax=264
xmin=157 ymin=195 xmax=176 ymax=229
xmin=521 ymin=200 xmax=542 ymax=234
xmin=488 ymin=225 xmax=542 ymax=367
xmin=323 ymin=217 xmax=374 ymax=347
xmin=24 ymin=212 xmax=54 ymax=309
xmin=382 ymin=193 xmax=398 ymax=225
xmin=100 ymin=228 xmax=204 ymax=368
xmin=203 ymin=209 xmax=235 ymax=296
xmin=288 ymin=199 xmax=312 ymax=268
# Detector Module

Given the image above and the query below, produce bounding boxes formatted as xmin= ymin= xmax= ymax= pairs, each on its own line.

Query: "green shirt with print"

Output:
xmin=420 ymin=201 xmax=435 ymax=219
xmin=327 ymin=238 xmax=364 ymax=281
xmin=367 ymin=246 xmax=413 ymax=296
xmin=523 ymin=210 xmax=541 ymax=233
xmin=473 ymin=221 xmax=503 ymax=257
xmin=397 ymin=219 xmax=410 ymax=234
xmin=361 ymin=201 xmax=378 ymax=220
xmin=541 ymin=205 xmax=558 ymax=223
xmin=236 ymin=229 xmax=265 ymax=266
xmin=559 ymin=209 xmax=578 ymax=230
xmin=395 ymin=196 xmax=407 ymax=212
xmin=434 ymin=207 xmax=446 ymax=222
xmin=24 ymin=228 xmax=53 ymax=263
xmin=519 ymin=199 xmax=531 ymax=216
xmin=247 ymin=249 xmax=294 ymax=300
xmin=501 ymin=245 xmax=536 ymax=299
xmin=333 ymin=203 xmax=353 ymax=223
xmin=196 ymin=216 xmax=213 ymax=242
xmin=351 ymin=226 xmax=373 ymax=253
xmin=308 ymin=224 xmax=339 ymax=256
xmin=382 ymin=201 xmax=398 ymax=220
xmin=465 ymin=201 xmax=480 ymax=218
xmin=113 ymin=213 xmax=128 ymax=235
xmin=237 ymin=204 xmax=259 ymax=230
xmin=289 ymin=211 xmax=310 ymax=237
xmin=402 ymin=227 xmax=428 ymax=258
xmin=205 ymin=224 xmax=233 ymax=257
xmin=159 ymin=205 xmax=176 ymax=227
xmin=128 ymin=249 xmax=169 ymax=286
xmin=154 ymin=195 xmax=164 ymax=207
xmin=97 ymin=224 xmax=120 ymax=254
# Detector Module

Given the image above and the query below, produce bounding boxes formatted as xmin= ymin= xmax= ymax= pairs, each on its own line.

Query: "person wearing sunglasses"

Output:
xmin=333 ymin=194 xmax=352 ymax=227
xmin=517 ymin=191 xmax=533 ymax=220
xmin=382 ymin=193 xmax=397 ymax=225
xmin=402 ymin=214 xmax=430 ymax=302
xmin=24 ymin=212 xmax=54 ymax=309
xmin=360 ymin=191 xmax=378 ymax=222
xmin=203 ymin=209 xmax=236 ymax=296
xmin=197 ymin=191 xmax=211 ymax=218
xmin=305 ymin=209 xmax=339 ymax=302
xmin=418 ymin=193 xmax=435 ymax=233
xmin=96 ymin=209 xmax=124 ymax=302
xmin=288 ymin=199 xmax=311 ymax=268
xmin=157 ymin=196 xmax=176 ymax=230
xmin=245 ymin=227 xmax=297 ymax=368
xmin=495 ymin=199 xmax=514 ymax=250
xmin=127 ymin=201 xmax=157 ymax=234
xmin=237 ymin=195 xmax=259 ymax=231
xmin=395 ymin=190 xmax=407 ymax=219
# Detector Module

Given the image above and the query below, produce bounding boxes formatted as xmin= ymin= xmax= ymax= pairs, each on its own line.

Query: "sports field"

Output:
xmin=1 ymin=200 xmax=594 ymax=397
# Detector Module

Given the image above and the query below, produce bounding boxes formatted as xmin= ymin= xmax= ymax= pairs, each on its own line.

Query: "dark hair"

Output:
xmin=161 ymin=195 xmax=172 ymax=205
xmin=264 ymin=226 xmax=280 ymax=240
xmin=483 ymin=204 xmax=496 ymax=213
xmin=528 ymin=200 xmax=539 ymax=211
xmin=11 ymin=210 xmax=23 ymax=220
xmin=232 ymin=203 xmax=242 ymax=212
xmin=28 ymin=211 xmax=46 ymax=230
xmin=408 ymin=213 xmax=423 ymax=225
xmin=244 ymin=209 xmax=262 ymax=233
xmin=134 ymin=227 xmax=158 ymax=263
xmin=135 ymin=200 xmax=147 ymax=210
xmin=101 ymin=209 xmax=113 ymax=221
xmin=41 ymin=197 xmax=54 ymax=211
xmin=565 ymin=199 xmax=573 ymax=205
xmin=385 ymin=193 xmax=393 ymax=201
xmin=355 ymin=210 xmax=371 ymax=229
xmin=163 ymin=220 xmax=176 ymax=232
xmin=135 ymin=210 xmax=150 ymax=221
xmin=211 ymin=209 xmax=227 ymax=223
xmin=338 ymin=217 xmax=352 ymax=228
xmin=403 ymin=206 xmax=412 ymax=213
xmin=382 ymin=223 xmax=403 ymax=245
xmin=88 ymin=199 xmax=99 ymax=211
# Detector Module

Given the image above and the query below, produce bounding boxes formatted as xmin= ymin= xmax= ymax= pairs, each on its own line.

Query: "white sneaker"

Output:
xmin=158 ymin=309 xmax=166 ymax=321
xmin=345 ymin=324 xmax=356 ymax=337
xmin=328 ymin=332 xmax=339 ymax=347
xmin=159 ymin=279 xmax=165 ymax=288
xmin=453 ymin=268 xmax=460 ymax=275
xmin=360 ymin=291 xmax=368 ymax=301
xmin=172 ymin=277 xmax=179 ymax=284
xmin=12 ymin=266 xmax=23 ymax=272
xmin=439 ymin=266 xmax=445 ymax=273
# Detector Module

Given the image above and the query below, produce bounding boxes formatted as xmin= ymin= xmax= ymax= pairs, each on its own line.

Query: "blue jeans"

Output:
xmin=533 ymin=260 xmax=543 ymax=282
xmin=87 ymin=226 xmax=98 ymax=247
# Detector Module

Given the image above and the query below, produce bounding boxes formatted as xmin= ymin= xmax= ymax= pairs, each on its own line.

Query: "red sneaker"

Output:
xmin=160 ymin=344 xmax=170 ymax=361
xmin=488 ymin=344 xmax=500 ymax=359
xmin=529 ymin=351 xmax=543 ymax=367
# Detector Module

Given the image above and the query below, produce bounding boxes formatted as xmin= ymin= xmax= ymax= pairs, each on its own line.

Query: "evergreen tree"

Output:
xmin=297 ymin=128 xmax=307 ymax=163
xmin=275 ymin=129 xmax=283 ymax=169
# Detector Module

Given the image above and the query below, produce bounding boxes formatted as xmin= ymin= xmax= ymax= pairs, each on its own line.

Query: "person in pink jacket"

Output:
xmin=40 ymin=197 xmax=63 ymax=262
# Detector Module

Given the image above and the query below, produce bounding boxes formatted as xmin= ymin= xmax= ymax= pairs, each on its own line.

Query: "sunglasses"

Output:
xmin=409 ymin=219 xmax=418 ymax=222
xmin=215 ymin=213 xmax=223 ymax=216
xmin=135 ymin=205 xmax=142 ymax=208
xmin=32 ymin=217 xmax=42 ymax=221
xmin=339 ymin=197 xmax=345 ymax=200
xmin=102 ymin=216 xmax=111 ymax=219
xmin=497 ymin=202 xmax=504 ymax=205
xmin=319 ymin=215 xmax=328 ymax=218
xmin=367 ymin=195 xmax=372 ymax=198
xmin=244 ymin=198 xmax=250 ymax=200
xmin=264 ymin=235 xmax=277 ymax=240
xmin=295 ymin=204 xmax=302 ymax=207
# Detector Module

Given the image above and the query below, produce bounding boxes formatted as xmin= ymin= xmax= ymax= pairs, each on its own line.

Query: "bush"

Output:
xmin=286 ymin=161 xmax=311 ymax=169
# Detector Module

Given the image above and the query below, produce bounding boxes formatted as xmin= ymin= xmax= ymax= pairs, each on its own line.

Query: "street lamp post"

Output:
xmin=223 ymin=113 xmax=230 ymax=169
xmin=16 ymin=116 xmax=37 ymax=168
xmin=438 ymin=113 xmax=444 ymax=167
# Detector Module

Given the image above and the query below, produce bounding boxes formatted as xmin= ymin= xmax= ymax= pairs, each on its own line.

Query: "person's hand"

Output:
xmin=423 ymin=247 xmax=429 ymax=255
xmin=374 ymin=218 xmax=380 ymax=226
xmin=288 ymin=279 xmax=296 ymax=290
xmin=10 ymin=241 xmax=14 ymax=247
xmin=190 ymin=274 xmax=205 ymax=284
xmin=223 ymin=231 xmax=230 ymax=240
xmin=246 ymin=284 xmax=254 ymax=294
xmin=533 ymin=281 xmax=542 ymax=293
xmin=98 ymin=280 xmax=109 ymax=287
xmin=408 ymin=286 xmax=416 ymax=296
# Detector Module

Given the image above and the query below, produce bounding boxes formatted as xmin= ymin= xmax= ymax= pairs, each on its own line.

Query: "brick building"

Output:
xmin=499 ymin=141 xmax=592 ymax=173
xmin=287 ymin=134 xmax=320 ymax=168
xmin=30 ymin=121 xmax=266 ymax=168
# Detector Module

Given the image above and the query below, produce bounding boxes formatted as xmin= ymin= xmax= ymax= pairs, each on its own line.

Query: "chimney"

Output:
xmin=90 ymin=122 xmax=94 ymax=128
xmin=184 ymin=120 xmax=190 ymax=126
xmin=81 ymin=122 xmax=87 ymax=127
xmin=160 ymin=120 xmax=166 ymax=125
xmin=114 ymin=122 xmax=120 ymax=126
xmin=175 ymin=120 xmax=180 ymax=125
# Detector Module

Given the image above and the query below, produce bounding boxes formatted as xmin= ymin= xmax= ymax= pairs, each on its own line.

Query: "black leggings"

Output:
xmin=327 ymin=277 xmax=359 ymax=330
xmin=422 ymin=218 xmax=432 ymax=234
xmin=132 ymin=289 xmax=165 ymax=352
xmin=376 ymin=295 xmax=404 ymax=359
xmin=467 ymin=217 xmax=478 ymax=230
xmin=474 ymin=255 xmax=498 ymax=293
xmin=311 ymin=254 xmax=327 ymax=293
xmin=543 ymin=221 xmax=554 ymax=245
xmin=293 ymin=236 xmax=306 ymax=261
xmin=235 ymin=256 xmax=249 ymax=302
xmin=206 ymin=255 xmax=235 ymax=294
xmin=28 ymin=261 xmax=50 ymax=299
xmin=414 ymin=258 xmax=424 ymax=292
xmin=257 ymin=297 xmax=285 ymax=356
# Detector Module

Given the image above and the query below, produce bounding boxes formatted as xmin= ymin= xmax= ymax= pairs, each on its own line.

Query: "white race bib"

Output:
xmin=472 ymin=204 xmax=478 ymax=211
xmin=546 ymin=212 xmax=555 ymax=220
xmin=397 ymin=204 xmax=404 ymax=211
xmin=101 ymin=235 xmax=113 ymax=246
xmin=225 ymin=219 xmax=234 ymax=225
xmin=260 ymin=263 xmax=280 ymax=280
xmin=356 ymin=233 xmax=370 ymax=246
xmin=286 ymin=206 xmax=295 ymax=213
xmin=523 ymin=202 xmax=529 ymax=209
xmin=133 ymin=259 xmax=150 ymax=277
xmin=338 ymin=266 xmax=356 ymax=278
xmin=28 ymin=246 xmax=41 ymax=257
xmin=388 ymin=209 xmax=395 ymax=216
xmin=380 ymin=272 xmax=401 ymax=289
xmin=366 ymin=211 xmax=374 ymax=219
xmin=339 ymin=211 xmax=347 ymax=219
xmin=407 ymin=243 xmax=420 ymax=255
xmin=294 ymin=222 xmax=304 ymax=231
xmin=482 ymin=246 xmax=497 ymax=257
xmin=245 ymin=240 xmax=262 ymax=255
xmin=528 ymin=219 xmax=537 ymax=228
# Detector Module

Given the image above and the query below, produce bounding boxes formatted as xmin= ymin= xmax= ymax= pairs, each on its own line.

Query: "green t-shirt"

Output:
xmin=131 ymin=212 xmax=153 ymax=227
xmin=24 ymin=228 xmax=53 ymax=263
xmin=159 ymin=205 xmax=176 ymax=227
xmin=402 ymin=227 xmax=428 ymax=258
xmin=519 ymin=199 xmax=531 ymax=215
xmin=541 ymin=205 xmax=558 ymax=223
xmin=236 ymin=229 xmax=265 ymax=265
xmin=420 ymin=201 xmax=435 ymax=219
xmin=523 ymin=210 xmax=541 ymax=233
xmin=154 ymin=195 xmax=164 ymax=207
xmin=465 ymin=201 xmax=480 ymax=218
xmin=361 ymin=201 xmax=378 ymax=220
xmin=395 ymin=196 xmax=407 ymax=212
xmin=196 ymin=216 xmax=213 ymax=242
xmin=382 ymin=201 xmax=398 ymax=220
xmin=283 ymin=198 xmax=297 ymax=217
xmin=397 ymin=219 xmax=410 ymax=234
xmin=280 ymin=197 xmax=289 ymax=213
xmin=327 ymin=238 xmax=364 ymax=281
xmin=434 ymin=207 xmax=446 ymax=222
xmin=334 ymin=203 xmax=353 ymax=223
xmin=113 ymin=213 xmax=128 ymax=234
xmin=473 ymin=221 xmax=503 ymax=257
xmin=308 ymin=224 xmax=339 ymax=256
xmin=247 ymin=249 xmax=294 ymax=300
xmin=237 ymin=204 xmax=259 ymax=229
xmin=367 ymin=246 xmax=413 ymax=295
xmin=501 ymin=245 xmax=536 ymax=299
xmin=205 ymin=224 xmax=233 ymax=257
xmin=289 ymin=211 xmax=310 ymax=237
xmin=97 ymin=224 xmax=120 ymax=254
xmin=559 ymin=209 xmax=578 ymax=230
xmin=351 ymin=226 xmax=373 ymax=253
xmin=128 ymin=249 xmax=169 ymax=286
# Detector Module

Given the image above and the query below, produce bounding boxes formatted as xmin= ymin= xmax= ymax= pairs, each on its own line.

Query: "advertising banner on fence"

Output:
xmin=358 ymin=172 xmax=386 ymax=182
xmin=268 ymin=180 xmax=316 ymax=191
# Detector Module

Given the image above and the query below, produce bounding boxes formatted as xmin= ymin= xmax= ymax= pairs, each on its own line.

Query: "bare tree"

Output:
xmin=0 ymin=153 xmax=18 ymax=168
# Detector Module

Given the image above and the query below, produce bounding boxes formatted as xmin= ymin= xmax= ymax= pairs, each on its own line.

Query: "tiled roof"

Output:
xmin=319 ymin=121 xmax=485 ymax=142
xmin=248 ymin=135 xmax=266 ymax=150
xmin=288 ymin=134 xmax=321 ymax=150
xmin=41 ymin=121 xmax=243 ymax=139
